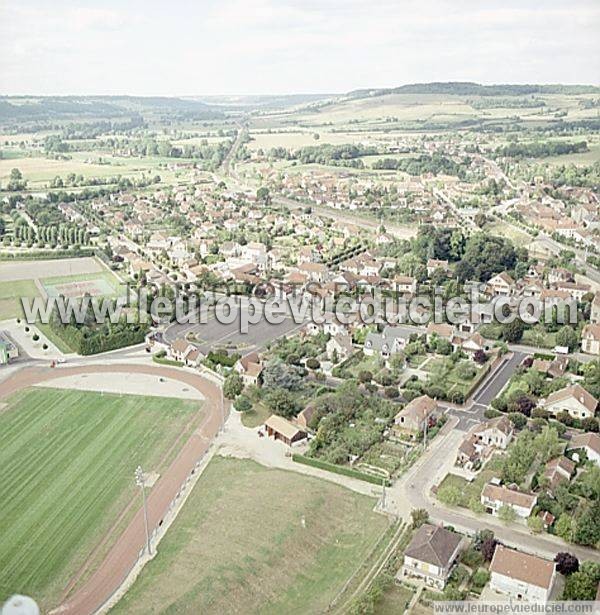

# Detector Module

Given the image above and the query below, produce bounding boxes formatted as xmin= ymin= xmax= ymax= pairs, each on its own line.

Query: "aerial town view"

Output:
xmin=0 ymin=1 xmax=599 ymax=614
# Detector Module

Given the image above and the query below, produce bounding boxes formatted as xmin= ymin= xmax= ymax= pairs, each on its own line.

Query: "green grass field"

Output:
xmin=0 ymin=387 xmax=201 ymax=609
xmin=112 ymin=456 xmax=389 ymax=615
xmin=0 ymin=268 xmax=122 ymax=321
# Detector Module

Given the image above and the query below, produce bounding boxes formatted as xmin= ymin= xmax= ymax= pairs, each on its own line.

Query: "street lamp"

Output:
xmin=135 ymin=465 xmax=152 ymax=556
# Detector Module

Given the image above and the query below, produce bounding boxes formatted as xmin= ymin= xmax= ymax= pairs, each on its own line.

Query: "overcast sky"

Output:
xmin=1 ymin=0 xmax=599 ymax=96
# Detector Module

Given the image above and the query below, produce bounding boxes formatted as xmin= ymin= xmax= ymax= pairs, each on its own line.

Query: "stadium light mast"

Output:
xmin=135 ymin=465 xmax=152 ymax=556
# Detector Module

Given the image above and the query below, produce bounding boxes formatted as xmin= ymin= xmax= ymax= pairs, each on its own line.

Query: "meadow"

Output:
xmin=0 ymin=387 xmax=201 ymax=609
xmin=112 ymin=456 xmax=389 ymax=615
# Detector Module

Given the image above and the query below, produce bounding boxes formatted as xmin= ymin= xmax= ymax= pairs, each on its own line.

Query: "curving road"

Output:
xmin=0 ymin=363 xmax=225 ymax=615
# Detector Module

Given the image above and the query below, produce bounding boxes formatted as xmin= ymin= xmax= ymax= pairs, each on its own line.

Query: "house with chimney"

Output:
xmin=481 ymin=482 xmax=537 ymax=519
xmin=542 ymin=384 xmax=598 ymax=421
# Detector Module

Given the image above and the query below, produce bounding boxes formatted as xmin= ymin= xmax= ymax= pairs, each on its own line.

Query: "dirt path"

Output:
xmin=0 ymin=364 xmax=225 ymax=615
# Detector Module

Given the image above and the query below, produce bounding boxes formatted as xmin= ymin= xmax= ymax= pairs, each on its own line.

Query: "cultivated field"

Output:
xmin=112 ymin=456 xmax=389 ymax=615
xmin=0 ymin=387 xmax=201 ymax=609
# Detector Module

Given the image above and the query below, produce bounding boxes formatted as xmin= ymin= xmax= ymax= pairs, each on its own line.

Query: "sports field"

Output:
xmin=0 ymin=387 xmax=201 ymax=609
xmin=113 ymin=456 xmax=389 ymax=615
xmin=0 ymin=257 xmax=124 ymax=320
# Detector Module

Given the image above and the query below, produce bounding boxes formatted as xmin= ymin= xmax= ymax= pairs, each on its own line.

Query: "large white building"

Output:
xmin=489 ymin=546 xmax=556 ymax=603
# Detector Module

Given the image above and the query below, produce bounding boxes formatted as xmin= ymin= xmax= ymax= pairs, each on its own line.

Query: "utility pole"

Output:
xmin=135 ymin=465 xmax=151 ymax=556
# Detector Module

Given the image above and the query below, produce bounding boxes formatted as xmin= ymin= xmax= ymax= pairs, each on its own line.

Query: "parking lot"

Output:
xmin=164 ymin=307 xmax=304 ymax=355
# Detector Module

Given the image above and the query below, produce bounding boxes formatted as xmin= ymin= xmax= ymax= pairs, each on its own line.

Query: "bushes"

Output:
xmin=292 ymin=454 xmax=390 ymax=486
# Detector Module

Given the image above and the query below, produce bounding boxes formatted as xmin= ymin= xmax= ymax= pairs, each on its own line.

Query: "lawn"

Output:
xmin=0 ymin=279 xmax=39 ymax=320
xmin=374 ymin=583 xmax=414 ymax=615
xmin=241 ymin=401 xmax=272 ymax=428
xmin=436 ymin=456 xmax=503 ymax=508
xmin=0 ymin=387 xmax=201 ymax=609
xmin=112 ymin=456 xmax=389 ymax=615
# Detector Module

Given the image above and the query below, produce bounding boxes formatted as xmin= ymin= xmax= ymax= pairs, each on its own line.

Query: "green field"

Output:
xmin=0 ymin=387 xmax=201 ymax=609
xmin=112 ymin=456 xmax=389 ymax=615
xmin=0 ymin=268 xmax=122 ymax=321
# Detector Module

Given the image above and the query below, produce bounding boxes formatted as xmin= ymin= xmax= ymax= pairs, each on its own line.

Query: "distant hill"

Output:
xmin=346 ymin=82 xmax=600 ymax=99
xmin=0 ymin=95 xmax=224 ymax=123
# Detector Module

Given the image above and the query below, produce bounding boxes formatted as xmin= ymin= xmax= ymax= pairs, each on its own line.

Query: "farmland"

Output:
xmin=112 ymin=456 xmax=389 ymax=615
xmin=0 ymin=387 xmax=201 ymax=609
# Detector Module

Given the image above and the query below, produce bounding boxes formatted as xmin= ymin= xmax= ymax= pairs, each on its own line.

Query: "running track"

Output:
xmin=0 ymin=364 xmax=224 ymax=615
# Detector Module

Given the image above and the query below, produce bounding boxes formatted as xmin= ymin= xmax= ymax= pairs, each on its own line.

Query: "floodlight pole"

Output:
xmin=135 ymin=465 xmax=152 ymax=556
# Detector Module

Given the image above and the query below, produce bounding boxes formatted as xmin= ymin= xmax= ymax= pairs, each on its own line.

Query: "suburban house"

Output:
xmin=326 ymin=334 xmax=354 ymax=362
xmin=169 ymin=339 xmax=203 ymax=367
xmin=591 ymin=292 xmax=600 ymax=324
xmin=394 ymin=275 xmax=417 ymax=295
xmin=489 ymin=546 xmax=557 ymax=603
xmin=426 ymin=322 xmax=454 ymax=343
xmin=394 ymin=395 xmax=438 ymax=439
xmin=234 ymin=352 xmax=263 ymax=386
xmin=474 ymin=415 xmax=514 ymax=448
xmin=264 ymin=415 xmax=307 ymax=446
xmin=581 ymin=323 xmax=600 ymax=356
xmin=566 ymin=432 xmax=600 ymax=466
xmin=543 ymin=455 xmax=576 ymax=492
xmin=364 ymin=325 xmax=413 ymax=359
xmin=399 ymin=523 xmax=463 ymax=589
xmin=294 ymin=404 xmax=316 ymax=431
xmin=456 ymin=416 xmax=513 ymax=470
xmin=481 ymin=482 xmax=537 ymax=519
xmin=542 ymin=384 xmax=598 ymax=421
xmin=453 ymin=332 xmax=489 ymax=358
xmin=487 ymin=272 xmax=515 ymax=297
xmin=426 ymin=258 xmax=449 ymax=276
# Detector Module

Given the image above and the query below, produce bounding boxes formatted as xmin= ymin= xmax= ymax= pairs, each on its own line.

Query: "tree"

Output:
xmin=507 ymin=412 xmax=528 ymax=429
xmin=534 ymin=425 xmax=561 ymax=463
xmin=358 ymin=370 xmax=373 ymax=384
xmin=502 ymin=319 xmax=525 ymax=343
xmin=572 ymin=500 xmax=600 ymax=547
xmin=562 ymin=562 xmax=600 ymax=600
xmin=498 ymin=505 xmax=517 ymax=523
xmin=234 ymin=395 xmax=252 ymax=413
xmin=527 ymin=515 xmax=544 ymax=534
xmin=223 ymin=372 xmax=243 ymax=399
xmin=264 ymin=387 xmax=297 ymax=418
xmin=507 ymin=393 xmax=536 ymax=417
xmin=411 ymin=508 xmax=429 ymax=529
xmin=480 ymin=536 xmax=498 ymax=562
xmin=473 ymin=349 xmax=487 ymax=365
xmin=554 ymin=514 xmax=575 ymax=542
xmin=555 ymin=326 xmax=579 ymax=352
xmin=554 ymin=552 xmax=579 ymax=576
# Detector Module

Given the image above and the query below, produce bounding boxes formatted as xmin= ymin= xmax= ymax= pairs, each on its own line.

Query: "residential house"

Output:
xmin=168 ymin=339 xmax=203 ymax=367
xmin=487 ymin=272 xmax=515 ymax=297
xmin=591 ymin=293 xmax=600 ymax=324
xmin=543 ymin=384 xmax=598 ymax=421
xmin=426 ymin=259 xmax=449 ymax=276
xmin=394 ymin=275 xmax=417 ymax=295
xmin=399 ymin=524 xmax=463 ymax=590
xmin=456 ymin=416 xmax=513 ymax=470
xmin=542 ymin=456 xmax=575 ymax=492
xmin=426 ymin=323 xmax=454 ymax=343
xmin=234 ymin=352 xmax=263 ymax=386
xmin=481 ymin=483 xmax=537 ymax=518
xmin=364 ymin=325 xmax=413 ymax=359
xmin=581 ymin=323 xmax=600 ymax=356
xmin=326 ymin=334 xmax=353 ymax=362
xmin=394 ymin=395 xmax=438 ymax=439
xmin=566 ymin=432 xmax=600 ymax=466
xmin=489 ymin=546 xmax=556 ymax=603
xmin=264 ymin=415 xmax=307 ymax=446
xmin=294 ymin=404 xmax=316 ymax=431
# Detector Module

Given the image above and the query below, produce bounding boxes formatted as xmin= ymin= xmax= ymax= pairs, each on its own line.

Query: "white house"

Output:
xmin=543 ymin=384 xmax=598 ymax=421
xmin=489 ymin=546 xmax=556 ymax=603
xmin=487 ymin=272 xmax=515 ymax=297
xmin=481 ymin=483 xmax=537 ymax=519
xmin=399 ymin=524 xmax=463 ymax=589
xmin=581 ymin=323 xmax=600 ymax=356
xmin=326 ymin=334 xmax=353 ymax=362
xmin=364 ymin=325 xmax=413 ymax=359
xmin=566 ymin=432 xmax=600 ymax=466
